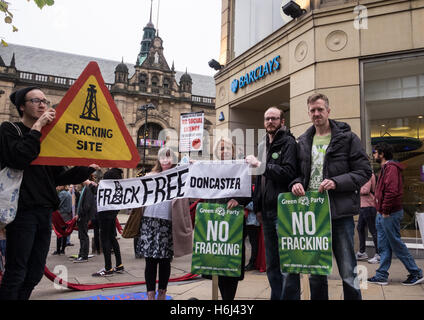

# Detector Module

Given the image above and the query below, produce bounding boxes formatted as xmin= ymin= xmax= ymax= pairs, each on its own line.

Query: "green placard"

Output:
xmin=191 ymin=202 xmax=244 ymax=277
xmin=278 ymin=191 xmax=332 ymax=275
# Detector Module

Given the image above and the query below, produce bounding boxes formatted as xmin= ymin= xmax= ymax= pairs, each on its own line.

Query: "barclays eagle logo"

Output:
xmin=231 ymin=79 xmax=239 ymax=93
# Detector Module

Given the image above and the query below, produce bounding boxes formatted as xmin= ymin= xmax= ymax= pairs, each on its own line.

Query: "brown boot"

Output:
xmin=157 ymin=289 xmax=167 ymax=300
xmin=147 ymin=291 xmax=156 ymax=300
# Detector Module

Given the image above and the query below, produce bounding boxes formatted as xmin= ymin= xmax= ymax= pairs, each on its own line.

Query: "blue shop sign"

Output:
xmin=231 ymin=55 xmax=280 ymax=94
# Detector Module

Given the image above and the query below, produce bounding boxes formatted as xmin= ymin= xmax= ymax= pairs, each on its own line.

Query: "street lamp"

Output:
xmin=138 ymin=103 xmax=156 ymax=175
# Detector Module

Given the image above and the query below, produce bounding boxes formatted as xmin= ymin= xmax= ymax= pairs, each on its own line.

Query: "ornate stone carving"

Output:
xmin=295 ymin=41 xmax=308 ymax=62
xmin=326 ymin=30 xmax=348 ymax=52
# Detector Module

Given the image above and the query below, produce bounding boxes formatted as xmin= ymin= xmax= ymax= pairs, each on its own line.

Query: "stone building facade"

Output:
xmin=0 ymin=17 xmax=216 ymax=177
xmin=215 ymin=0 xmax=424 ymax=238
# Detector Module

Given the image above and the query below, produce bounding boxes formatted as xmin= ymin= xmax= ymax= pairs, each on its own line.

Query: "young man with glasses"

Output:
xmin=246 ymin=106 xmax=297 ymax=300
xmin=0 ymin=86 xmax=99 ymax=300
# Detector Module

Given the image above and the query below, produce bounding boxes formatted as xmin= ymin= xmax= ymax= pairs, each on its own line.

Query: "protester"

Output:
xmin=0 ymin=86 xmax=98 ymax=300
xmin=202 ymin=137 xmax=250 ymax=300
xmin=356 ymin=172 xmax=380 ymax=264
xmin=74 ymin=178 xmax=97 ymax=263
xmin=135 ymin=147 xmax=193 ymax=300
xmin=368 ymin=143 xmax=423 ymax=286
xmin=53 ymin=185 xmax=73 ymax=255
xmin=246 ymin=106 xmax=297 ymax=300
xmin=286 ymin=93 xmax=371 ymax=300
xmin=92 ymin=168 xmax=125 ymax=277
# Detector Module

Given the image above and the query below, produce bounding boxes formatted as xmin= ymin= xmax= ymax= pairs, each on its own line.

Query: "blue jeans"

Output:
xmin=375 ymin=210 xmax=422 ymax=281
xmin=282 ymin=216 xmax=362 ymax=300
xmin=262 ymin=210 xmax=285 ymax=300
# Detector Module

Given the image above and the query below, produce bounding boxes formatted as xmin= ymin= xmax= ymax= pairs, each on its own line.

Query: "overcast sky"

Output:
xmin=1 ymin=0 xmax=222 ymax=76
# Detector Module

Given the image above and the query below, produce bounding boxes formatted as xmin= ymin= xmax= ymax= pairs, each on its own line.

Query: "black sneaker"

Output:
xmin=402 ymin=274 xmax=424 ymax=286
xmin=114 ymin=265 xmax=125 ymax=274
xmin=73 ymin=257 xmax=88 ymax=263
xmin=92 ymin=268 xmax=114 ymax=277
xmin=367 ymin=276 xmax=388 ymax=285
xmin=52 ymin=251 xmax=60 ymax=255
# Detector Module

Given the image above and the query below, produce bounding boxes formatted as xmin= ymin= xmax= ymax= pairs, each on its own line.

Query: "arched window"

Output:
xmin=139 ymin=73 xmax=147 ymax=85
xmin=137 ymin=123 xmax=164 ymax=148
xmin=163 ymin=78 xmax=170 ymax=89
xmin=151 ymin=76 xmax=159 ymax=87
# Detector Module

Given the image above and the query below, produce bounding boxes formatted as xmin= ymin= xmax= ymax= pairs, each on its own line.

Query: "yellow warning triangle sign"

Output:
xmin=32 ymin=61 xmax=140 ymax=168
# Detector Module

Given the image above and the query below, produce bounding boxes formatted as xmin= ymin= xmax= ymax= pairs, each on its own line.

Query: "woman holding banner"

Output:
xmin=201 ymin=137 xmax=250 ymax=300
xmin=136 ymin=147 xmax=193 ymax=300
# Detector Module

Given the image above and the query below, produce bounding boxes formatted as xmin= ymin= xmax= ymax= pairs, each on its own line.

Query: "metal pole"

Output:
xmin=143 ymin=109 xmax=148 ymax=176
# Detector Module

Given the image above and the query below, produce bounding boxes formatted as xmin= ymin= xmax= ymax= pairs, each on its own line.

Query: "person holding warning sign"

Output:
xmin=286 ymin=93 xmax=371 ymax=300
xmin=0 ymin=87 xmax=99 ymax=300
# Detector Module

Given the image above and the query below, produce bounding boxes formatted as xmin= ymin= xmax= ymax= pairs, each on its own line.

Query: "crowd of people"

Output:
xmin=0 ymin=86 xmax=422 ymax=301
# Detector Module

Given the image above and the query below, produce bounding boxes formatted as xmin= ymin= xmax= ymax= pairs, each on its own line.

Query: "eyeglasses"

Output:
xmin=25 ymin=98 xmax=51 ymax=106
xmin=264 ymin=117 xmax=280 ymax=122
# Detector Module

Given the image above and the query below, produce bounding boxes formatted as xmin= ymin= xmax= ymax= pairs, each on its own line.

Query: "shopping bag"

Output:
xmin=0 ymin=122 xmax=24 ymax=229
xmin=121 ymin=207 xmax=144 ymax=238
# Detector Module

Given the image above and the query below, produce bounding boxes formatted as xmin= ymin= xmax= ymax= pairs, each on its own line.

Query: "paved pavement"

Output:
xmin=30 ymin=213 xmax=424 ymax=300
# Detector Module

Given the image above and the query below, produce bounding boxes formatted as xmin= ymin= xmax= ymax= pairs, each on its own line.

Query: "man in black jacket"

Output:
xmin=286 ymin=93 xmax=371 ymax=300
xmin=0 ymin=87 xmax=98 ymax=300
xmin=246 ymin=107 xmax=297 ymax=300
xmin=74 ymin=179 xmax=97 ymax=263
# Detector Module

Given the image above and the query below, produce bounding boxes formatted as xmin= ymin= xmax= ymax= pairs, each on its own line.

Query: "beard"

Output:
xmin=375 ymin=157 xmax=382 ymax=164
xmin=266 ymin=124 xmax=281 ymax=135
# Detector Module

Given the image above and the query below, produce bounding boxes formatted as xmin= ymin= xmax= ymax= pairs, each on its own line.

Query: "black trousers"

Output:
xmin=145 ymin=258 xmax=171 ymax=291
xmin=77 ymin=218 xmax=90 ymax=259
xmin=244 ymin=225 xmax=260 ymax=266
xmin=357 ymin=206 xmax=378 ymax=254
xmin=217 ymin=224 xmax=246 ymax=301
xmin=98 ymin=213 xmax=122 ymax=271
xmin=0 ymin=208 xmax=52 ymax=300
xmin=56 ymin=235 xmax=66 ymax=253
xmin=91 ymin=217 xmax=101 ymax=253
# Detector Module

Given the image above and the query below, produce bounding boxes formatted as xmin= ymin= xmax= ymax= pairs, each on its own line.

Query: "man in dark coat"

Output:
xmin=246 ymin=107 xmax=297 ymax=300
xmin=286 ymin=93 xmax=372 ymax=300
xmin=0 ymin=87 xmax=98 ymax=300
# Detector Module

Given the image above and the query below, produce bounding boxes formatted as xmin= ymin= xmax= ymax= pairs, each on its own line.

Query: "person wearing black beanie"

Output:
xmin=0 ymin=87 xmax=99 ymax=300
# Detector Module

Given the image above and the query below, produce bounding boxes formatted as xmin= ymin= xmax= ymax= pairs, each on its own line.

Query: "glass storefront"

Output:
xmin=362 ymin=53 xmax=424 ymax=237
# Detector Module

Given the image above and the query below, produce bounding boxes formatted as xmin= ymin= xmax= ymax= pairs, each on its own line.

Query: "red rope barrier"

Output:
xmin=44 ymin=266 xmax=199 ymax=291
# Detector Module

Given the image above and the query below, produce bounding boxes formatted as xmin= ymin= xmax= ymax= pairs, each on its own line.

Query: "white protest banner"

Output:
xmin=97 ymin=162 xmax=251 ymax=212
xmin=179 ymin=112 xmax=204 ymax=153
xmin=183 ymin=161 xmax=251 ymax=199
xmin=97 ymin=165 xmax=189 ymax=212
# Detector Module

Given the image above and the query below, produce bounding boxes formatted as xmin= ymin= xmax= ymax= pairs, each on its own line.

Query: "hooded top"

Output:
xmin=375 ymin=161 xmax=404 ymax=215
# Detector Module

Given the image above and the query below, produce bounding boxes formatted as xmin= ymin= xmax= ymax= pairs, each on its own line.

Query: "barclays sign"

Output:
xmin=231 ymin=55 xmax=280 ymax=94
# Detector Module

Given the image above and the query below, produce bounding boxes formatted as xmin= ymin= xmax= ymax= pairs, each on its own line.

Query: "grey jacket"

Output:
xmin=290 ymin=119 xmax=372 ymax=220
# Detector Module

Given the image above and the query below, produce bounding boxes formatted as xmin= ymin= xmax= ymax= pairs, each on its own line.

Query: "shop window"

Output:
xmin=363 ymin=54 xmax=424 ymax=237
